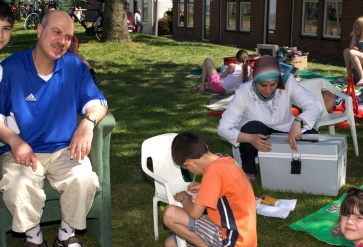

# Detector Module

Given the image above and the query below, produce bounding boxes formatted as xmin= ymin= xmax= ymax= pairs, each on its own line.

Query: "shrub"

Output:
xmin=158 ymin=17 xmax=171 ymax=35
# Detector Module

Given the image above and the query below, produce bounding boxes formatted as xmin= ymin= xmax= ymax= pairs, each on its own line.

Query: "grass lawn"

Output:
xmin=1 ymin=21 xmax=362 ymax=247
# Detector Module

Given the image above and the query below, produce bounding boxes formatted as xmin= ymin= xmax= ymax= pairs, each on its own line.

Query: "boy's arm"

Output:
xmin=175 ymin=191 xmax=206 ymax=220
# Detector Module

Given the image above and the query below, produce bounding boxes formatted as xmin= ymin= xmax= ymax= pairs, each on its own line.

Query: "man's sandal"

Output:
xmin=23 ymin=239 xmax=48 ymax=247
xmin=246 ymin=173 xmax=256 ymax=182
xmin=53 ymin=236 xmax=82 ymax=247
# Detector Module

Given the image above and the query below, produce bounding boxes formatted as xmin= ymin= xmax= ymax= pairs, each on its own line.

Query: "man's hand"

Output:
xmin=67 ymin=119 xmax=94 ymax=162
xmin=249 ymin=134 xmax=271 ymax=152
xmin=10 ymin=138 xmax=37 ymax=172
xmin=286 ymin=121 xmax=302 ymax=151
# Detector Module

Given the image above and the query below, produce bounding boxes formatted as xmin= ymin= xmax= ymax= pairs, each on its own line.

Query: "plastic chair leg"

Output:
xmin=328 ymin=125 xmax=336 ymax=135
xmin=153 ymin=197 xmax=160 ymax=240
xmin=176 ymin=235 xmax=187 ymax=247
xmin=348 ymin=118 xmax=359 ymax=156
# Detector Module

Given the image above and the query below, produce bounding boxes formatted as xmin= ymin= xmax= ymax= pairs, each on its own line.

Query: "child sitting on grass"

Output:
xmin=163 ymin=132 xmax=257 ymax=247
xmin=340 ymin=187 xmax=363 ymax=247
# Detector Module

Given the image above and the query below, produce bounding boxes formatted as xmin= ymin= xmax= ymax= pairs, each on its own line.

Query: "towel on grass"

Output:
xmin=299 ymin=70 xmax=340 ymax=84
xmin=257 ymin=199 xmax=297 ymax=219
xmin=206 ymin=94 xmax=234 ymax=111
xmin=289 ymin=186 xmax=363 ymax=247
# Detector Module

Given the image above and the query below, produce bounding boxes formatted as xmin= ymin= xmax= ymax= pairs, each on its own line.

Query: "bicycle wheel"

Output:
xmin=24 ymin=13 xmax=39 ymax=30
xmin=92 ymin=15 xmax=103 ymax=41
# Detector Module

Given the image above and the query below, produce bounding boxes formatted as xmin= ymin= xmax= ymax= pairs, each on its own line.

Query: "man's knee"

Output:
xmin=73 ymin=171 xmax=99 ymax=189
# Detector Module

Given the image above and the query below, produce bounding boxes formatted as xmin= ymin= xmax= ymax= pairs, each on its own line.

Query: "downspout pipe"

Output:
xmin=219 ymin=0 xmax=222 ymax=43
xmin=290 ymin=0 xmax=294 ymax=47
xmin=154 ymin=0 xmax=158 ymax=36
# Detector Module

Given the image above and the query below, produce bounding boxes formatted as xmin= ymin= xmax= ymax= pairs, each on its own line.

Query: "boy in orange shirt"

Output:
xmin=163 ymin=132 xmax=257 ymax=247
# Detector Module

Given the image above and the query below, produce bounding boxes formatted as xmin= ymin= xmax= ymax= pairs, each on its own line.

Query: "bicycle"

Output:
xmin=69 ymin=0 xmax=104 ymax=42
xmin=24 ymin=0 xmax=42 ymax=30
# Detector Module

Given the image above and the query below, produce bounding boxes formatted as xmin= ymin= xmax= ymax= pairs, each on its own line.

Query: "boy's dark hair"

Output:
xmin=0 ymin=1 xmax=14 ymax=27
xmin=340 ymin=187 xmax=363 ymax=218
xmin=171 ymin=132 xmax=208 ymax=166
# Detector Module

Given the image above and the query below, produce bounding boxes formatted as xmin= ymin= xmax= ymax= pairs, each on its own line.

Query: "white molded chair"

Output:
xmin=141 ymin=133 xmax=187 ymax=247
xmin=299 ymin=78 xmax=359 ymax=156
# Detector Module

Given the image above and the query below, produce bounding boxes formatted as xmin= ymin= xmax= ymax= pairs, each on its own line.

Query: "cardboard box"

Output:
xmin=258 ymin=134 xmax=347 ymax=196
xmin=285 ymin=56 xmax=308 ymax=70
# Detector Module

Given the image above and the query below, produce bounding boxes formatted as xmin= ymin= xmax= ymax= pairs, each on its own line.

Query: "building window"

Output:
xmin=143 ymin=0 xmax=148 ymax=22
xmin=323 ymin=0 xmax=342 ymax=38
xmin=179 ymin=0 xmax=185 ymax=26
xmin=187 ymin=0 xmax=194 ymax=27
xmin=302 ymin=0 xmax=318 ymax=36
xmin=239 ymin=1 xmax=250 ymax=31
xmin=226 ymin=2 xmax=236 ymax=30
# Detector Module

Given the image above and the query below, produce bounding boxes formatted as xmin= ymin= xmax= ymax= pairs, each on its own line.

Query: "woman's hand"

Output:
xmin=249 ymin=134 xmax=271 ymax=152
xmin=286 ymin=121 xmax=302 ymax=151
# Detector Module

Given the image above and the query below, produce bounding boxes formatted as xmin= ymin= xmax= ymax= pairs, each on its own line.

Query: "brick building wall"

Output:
xmin=173 ymin=0 xmax=363 ymax=64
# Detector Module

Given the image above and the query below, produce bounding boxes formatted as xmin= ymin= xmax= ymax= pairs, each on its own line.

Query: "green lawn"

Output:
xmin=1 ymin=21 xmax=361 ymax=247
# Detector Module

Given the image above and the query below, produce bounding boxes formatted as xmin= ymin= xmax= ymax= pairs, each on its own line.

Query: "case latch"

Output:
xmin=291 ymin=155 xmax=301 ymax=174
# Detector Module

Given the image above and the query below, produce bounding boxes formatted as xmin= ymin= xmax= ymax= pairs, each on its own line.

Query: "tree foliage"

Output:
xmin=101 ymin=0 xmax=131 ymax=43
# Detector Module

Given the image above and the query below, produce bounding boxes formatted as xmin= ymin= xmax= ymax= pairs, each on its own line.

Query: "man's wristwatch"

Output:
xmin=84 ymin=114 xmax=96 ymax=126
xmin=294 ymin=117 xmax=304 ymax=128
xmin=178 ymin=196 xmax=189 ymax=203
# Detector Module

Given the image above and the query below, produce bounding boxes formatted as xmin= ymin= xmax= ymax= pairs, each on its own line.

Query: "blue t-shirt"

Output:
xmin=0 ymin=48 xmax=107 ymax=154
xmin=357 ymin=37 xmax=363 ymax=50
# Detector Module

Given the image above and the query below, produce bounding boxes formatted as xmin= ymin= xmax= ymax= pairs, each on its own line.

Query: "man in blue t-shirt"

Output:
xmin=0 ymin=10 xmax=108 ymax=247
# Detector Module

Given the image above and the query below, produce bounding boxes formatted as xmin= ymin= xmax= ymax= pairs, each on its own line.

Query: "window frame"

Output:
xmin=142 ymin=0 xmax=148 ymax=23
xmin=239 ymin=1 xmax=251 ymax=32
xmin=187 ymin=0 xmax=194 ymax=28
xmin=301 ymin=0 xmax=318 ymax=37
xmin=178 ymin=0 xmax=185 ymax=27
xmin=226 ymin=2 xmax=236 ymax=31
xmin=323 ymin=0 xmax=342 ymax=39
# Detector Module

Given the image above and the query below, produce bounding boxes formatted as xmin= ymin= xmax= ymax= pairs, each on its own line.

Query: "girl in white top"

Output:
xmin=217 ymin=55 xmax=322 ymax=181
xmin=194 ymin=50 xmax=253 ymax=94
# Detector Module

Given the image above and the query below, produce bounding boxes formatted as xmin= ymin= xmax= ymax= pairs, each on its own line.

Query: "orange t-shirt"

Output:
xmin=194 ymin=156 xmax=257 ymax=247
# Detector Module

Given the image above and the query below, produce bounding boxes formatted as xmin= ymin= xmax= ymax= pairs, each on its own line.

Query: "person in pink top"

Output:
xmin=193 ymin=49 xmax=253 ymax=94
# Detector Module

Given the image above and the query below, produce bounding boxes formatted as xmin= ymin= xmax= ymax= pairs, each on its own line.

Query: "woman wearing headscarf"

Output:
xmin=217 ymin=55 xmax=322 ymax=182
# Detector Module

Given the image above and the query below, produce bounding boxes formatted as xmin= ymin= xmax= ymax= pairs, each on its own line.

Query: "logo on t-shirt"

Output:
xmin=25 ymin=94 xmax=37 ymax=101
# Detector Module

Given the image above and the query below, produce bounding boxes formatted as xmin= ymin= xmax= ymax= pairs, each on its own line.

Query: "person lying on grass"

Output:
xmin=193 ymin=49 xmax=253 ymax=94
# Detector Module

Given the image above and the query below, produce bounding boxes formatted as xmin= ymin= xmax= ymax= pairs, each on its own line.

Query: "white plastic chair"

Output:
xmin=299 ymin=78 xmax=359 ymax=156
xmin=141 ymin=133 xmax=187 ymax=247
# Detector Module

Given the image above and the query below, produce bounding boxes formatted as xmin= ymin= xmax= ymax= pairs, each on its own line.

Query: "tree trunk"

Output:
xmin=13 ymin=0 xmax=20 ymax=20
xmin=41 ymin=0 xmax=50 ymax=17
xmin=102 ymin=0 xmax=131 ymax=42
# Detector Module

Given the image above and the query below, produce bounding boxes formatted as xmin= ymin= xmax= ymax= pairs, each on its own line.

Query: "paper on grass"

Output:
xmin=256 ymin=199 xmax=297 ymax=219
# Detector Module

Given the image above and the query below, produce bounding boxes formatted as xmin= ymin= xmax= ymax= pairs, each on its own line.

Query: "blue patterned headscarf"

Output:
xmin=252 ymin=55 xmax=288 ymax=101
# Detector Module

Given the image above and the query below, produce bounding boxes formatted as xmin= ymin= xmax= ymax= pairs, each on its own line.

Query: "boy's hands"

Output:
xmin=174 ymin=191 xmax=192 ymax=202
xmin=188 ymin=182 xmax=200 ymax=193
